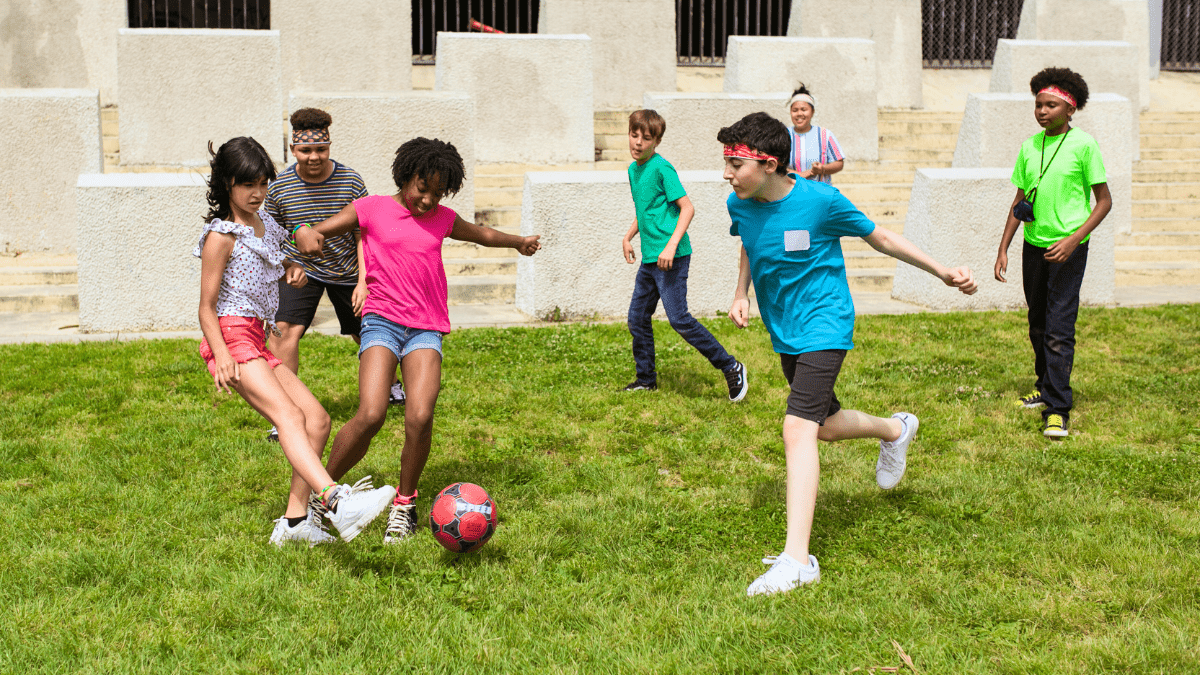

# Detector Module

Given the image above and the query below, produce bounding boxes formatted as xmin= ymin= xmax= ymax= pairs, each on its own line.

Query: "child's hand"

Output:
xmin=284 ymin=264 xmax=307 ymax=289
xmin=797 ymin=168 xmax=814 ymax=180
xmin=294 ymin=226 xmax=325 ymax=256
xmin=213 ymin=354 xmax=240 ymax=394
xmin=943 ymin=266 xmax=978 ymax=295
xmin=516 ymin=235 xmax=541 ymax=256
xmin=811 ymin=162 xmax=824 ymax=176
xmin=994 ymin=251 xmax=1008 ymax=283
xmin=352 ymin=281 xmax=367 ymax=316
xmin=729 ymin=297 xmax=750 ymax=328
xmin=657 ymin=243 xmax=677 ymax=270
xmin=622 ymin=239 xmax=636 ymax=264
xmin=1044 ymin=235 xmax=1080 ymax=263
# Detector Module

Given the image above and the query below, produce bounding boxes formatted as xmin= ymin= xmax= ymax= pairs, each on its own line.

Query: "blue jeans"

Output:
xmin=358 ymin=313 xmax=443 ymax=362
xmin=627 ymin=255 xmax=736 ymax=383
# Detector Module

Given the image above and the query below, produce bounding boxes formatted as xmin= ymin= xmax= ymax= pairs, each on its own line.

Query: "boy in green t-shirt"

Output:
xmin=620 ymin=109 xmax=747 ymax=401
xmin=994 ymin=67 xmax=1112 ymax=438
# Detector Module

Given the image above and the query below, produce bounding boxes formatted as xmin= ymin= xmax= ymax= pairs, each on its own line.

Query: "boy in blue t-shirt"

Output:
xmin=719 ymin=113 xmax=978 ymax=597
xmin=620 ymin=109 xmax=747 ymax=401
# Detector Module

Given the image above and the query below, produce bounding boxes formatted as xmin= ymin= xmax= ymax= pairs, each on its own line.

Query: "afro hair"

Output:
xmin=289 ymin=107 xmax=333 ymax=131
xmin=391 ymin=137 xmax=465 ymax=196
xmin=1029 ymin=67 xmax=1089 ymax=110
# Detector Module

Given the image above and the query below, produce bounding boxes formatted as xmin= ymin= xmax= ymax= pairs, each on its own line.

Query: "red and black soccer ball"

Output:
xmin=430 ymin=482 xmax=497 ymax=553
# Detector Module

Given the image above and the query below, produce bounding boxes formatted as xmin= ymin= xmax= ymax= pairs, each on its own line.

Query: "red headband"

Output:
xmin=1038 ymin=86 xmax=1077 ymax=108
xmin=723 ymin=144 xmax=774 ymax=162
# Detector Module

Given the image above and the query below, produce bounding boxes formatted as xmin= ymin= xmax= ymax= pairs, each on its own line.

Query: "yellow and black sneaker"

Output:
xmin=1042 ymin=414 xmax=1069 ymax=438
xmin=1015 ymin=391 xmax=1045 ymax=409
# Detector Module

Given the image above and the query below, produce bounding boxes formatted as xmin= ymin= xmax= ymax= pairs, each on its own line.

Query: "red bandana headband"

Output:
xmin=1039 ymin=86 xmax=1077 ymax=108
xmin=292 ymin=128 xmax=331 ymax=145
xmin=723 ymin=144 xmax=774 ymax=161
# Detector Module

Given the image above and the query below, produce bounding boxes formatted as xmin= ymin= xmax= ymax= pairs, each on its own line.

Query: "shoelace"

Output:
xmin=385 ymin=502 xmax=416 ymax=537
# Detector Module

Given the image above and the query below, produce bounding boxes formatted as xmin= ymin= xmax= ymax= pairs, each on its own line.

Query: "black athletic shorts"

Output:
xmin=275 ymin=277 xmax=361 ymax=336
xmin=780 ymin=349 xmax=846 ymax=424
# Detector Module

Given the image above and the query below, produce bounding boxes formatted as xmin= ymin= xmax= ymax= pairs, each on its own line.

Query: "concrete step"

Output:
xmin=443 ymin=240 xmax=520 ymax=259
xmin=879 ymin=133 xmax=957 ymax=151
xmin=1114 ymin=245 xmax=1200 ymax=262
xmin=475 ymin=207 xmax=522 ymax=229
xmin=878 ymin=148 xmax=955 ymax=162
xmin=1140 ymin=148 xmax=1200 ymax=161
xmin=1116 ymin=231 xmax=1200 ymax=246
xmin=0 ymin=285 xmax=79 ymax=313
xmin=477 ymin=163 xmax=593 ymax=174
xmin=1133 ymin=170 xmax=1200 ymax=183
xmin=596 ymin=160 xmax=627 ymax=171
xmin=1140 ymin=111 xmax=1200 ymax=121
xmin=876 ymin=120 xmax=960 ymax=136
xmin=476 ymin=173 xmax=525 ymax=189
xmin=447 ymin=275 xmax=515 ymax=305
xmin=1134 ymin=217 xmax=1200 ymax=233
xmin=875 ymin=159 xmax=954 ymax=172
xmin=1116 ymin=261 xmax=1200 ymax=286
xmin=1133 ymin=200 xmax=1200 ymax=218
xmin=598 ymin=148 xmax=632 ymax=162
xmin=1132 ymin=182 xmax=1200 ymax=200
xmin=847 ymin=269 xmax=893 ymax=293
xmin=1139 ymin=120 xmax=1200 ymax=134
xmin=0 ymin=266 xmax=77 ymax=286
xmin=475 ymin=187 xmax=523 ymax=208
xmin=835 ymin=170 xmax=919 ymax=184
xmin=1134 ymin=159 xmax=1200 ymax=173
xmin=1141 ymin=133 xmax=1200 ymax=149
xmin=844 ymin=251 xmax=897 ymax=270
xmin=444 ymin=257 xmax=518 ymax=276
xmin=595 ymin=134 xmax=630 ymax=150
xmin=836 ymin=183 xmax=913 ymax=203
xmin=857 ymin=202 xmax=908 ymax=221
xmin=595 ymin=109 xmax=635 ymax=122
xmin=594 ymin=118 xmax=629 ymax=135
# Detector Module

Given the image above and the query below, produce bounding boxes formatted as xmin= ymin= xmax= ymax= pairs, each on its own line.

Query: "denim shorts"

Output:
xmin=358 ymin=313 xmax=443 ymax=361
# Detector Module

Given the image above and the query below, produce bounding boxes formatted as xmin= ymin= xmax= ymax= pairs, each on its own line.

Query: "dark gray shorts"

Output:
xmin=780 ymin=350 xmax=846 ymax=424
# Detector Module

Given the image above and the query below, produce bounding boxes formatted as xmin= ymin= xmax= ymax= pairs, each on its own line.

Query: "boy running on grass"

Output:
xmin=621 ymin=109 xmax=748 ymax=401
xmin=720 ymin=113 xmax=978 ymax=596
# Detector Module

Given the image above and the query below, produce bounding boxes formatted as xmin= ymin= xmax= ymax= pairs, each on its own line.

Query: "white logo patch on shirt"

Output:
xmin=784 ymin=229 xmax=811 ymax=252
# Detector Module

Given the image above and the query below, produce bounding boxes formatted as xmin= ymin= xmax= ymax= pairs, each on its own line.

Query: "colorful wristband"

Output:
xmin=291 ymin=223 xmax=311 ymax=235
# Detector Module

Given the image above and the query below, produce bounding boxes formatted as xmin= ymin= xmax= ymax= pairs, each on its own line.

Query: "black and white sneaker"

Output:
xmin=389 ymin=383 xmax=406 ymax=406
xmin=266 ymin=426 xmax=279 ymax=443
xmin=383 ymin=499 xmax=419 ymax=544
xmin=621 ymin=380 xmax=658 ymax=392
xmin=724 ymin=361 xmax=748 ymax=402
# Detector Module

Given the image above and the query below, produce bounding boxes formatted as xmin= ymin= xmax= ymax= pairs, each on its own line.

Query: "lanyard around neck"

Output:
xmin=1034 ymin=128 xmax=1071 ymax=191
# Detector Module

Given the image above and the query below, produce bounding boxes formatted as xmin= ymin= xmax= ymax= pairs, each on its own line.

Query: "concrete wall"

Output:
xmin=517 ymin=171 xmax=739 ymax=320
xmin=539 ymin=0 xmax=675 ymax=110
xmin=275 ymin=0 xmax=411 ymax=96
xmin=435 ymin=33 xmax=593 ymax=165
xmin=723 ymin=37 xmax=878 ymax=160
xmin=0 ymin=0 xmax=125 ymax=105
xmin=288 ymin=92 xmax=475 ymax=218
xmin=642 ymin=92 xmax=791 ymax=171
xmin=1017 ymin=0 xmax=1154 ymax=90
xmin=787 ymin=0 xmax=922 ymax=109
xmin=989 ymin=39 xmax=1141 ymax=158
xmin=76 ymin=173 xmax=208 ymax=332
xmin=0 ymin=89 xmax=102 ymax=255
xmin=892 ymin=168 xmax=1115 ymax=310
xmin=117 ymin=29 xmax=284 ymax=167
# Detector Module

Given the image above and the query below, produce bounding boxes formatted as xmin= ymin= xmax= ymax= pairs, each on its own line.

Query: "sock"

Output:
xmin=394 ymin=490 xmax=417 ymax=506
xmin=286 ymin=515 xmax=306 ymax=528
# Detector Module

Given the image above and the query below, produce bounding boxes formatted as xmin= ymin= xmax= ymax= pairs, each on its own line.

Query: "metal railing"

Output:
xmin=676 ymin=0 xmax=792 ymax=66
xmin=921 ymin=0 xmax=1022 ymax=68
xmin=127 ymin=0 xmax=269 ymax=29
xmin=1162 ymin=0 xmax=1200 ymax=71
xmin=412 ymin=0 xmax=540 ymax=64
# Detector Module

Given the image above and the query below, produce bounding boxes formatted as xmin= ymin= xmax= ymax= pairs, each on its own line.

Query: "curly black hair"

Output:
xmin=391 ymin=137 xmax=465 ymax=195
xmin=290 ymin=107 xmax=332 ymax=131
xmin=205 ymin=137 xmax=276 ymax=222
xmin=716 ymin=112 xmax=791 ymax=175
xmin=790 ymin=82 xmax=813 ymax=100
xmin=1029 ymin=67 xmax=1089 ymax=110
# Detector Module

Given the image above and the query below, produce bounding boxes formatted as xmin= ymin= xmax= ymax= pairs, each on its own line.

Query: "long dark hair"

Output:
xmin=205 ymin=136 xmax=276 ymax=222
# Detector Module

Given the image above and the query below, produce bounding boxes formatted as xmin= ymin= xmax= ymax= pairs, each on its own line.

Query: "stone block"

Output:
xmin=76 ymin=173 xmax=208 ymax=332
xmin=435 ymin=33 xmax=593 ymax=165
xmin=539 ymin=0 xmax=675 ymax=110
xmin=288 ymin=92 xmax=475 ymax=218
xmin=517 ymin=171 xmax=738 ymax=319
xmin=0 ymin=89 xmax=101 ymax=254
xmin=787 ymin=0 xmax=922 ymax=109
xmin=989 ymin=39 xmax=1141 ymax=156
xmin=1017 ymin=0 xmax=1153 ymax=96
xmin=0 ymin=0 xmax=124 ymax=104
xmin=117 ymin=29 xmax=284 ymax=167
xmin=723 ymin=37 xmax=878 ymax=160
xmin=892 ymin=168 xmax=1114 ymax=310
xmin=641 ymin=93 xmax=791 ymax=171
xmin=275 ymin=0 xmax=411 ymax=95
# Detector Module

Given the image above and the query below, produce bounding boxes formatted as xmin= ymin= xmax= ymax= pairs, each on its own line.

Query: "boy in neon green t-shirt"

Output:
xmin=994 ymin=67 xmax=1112 ymax=438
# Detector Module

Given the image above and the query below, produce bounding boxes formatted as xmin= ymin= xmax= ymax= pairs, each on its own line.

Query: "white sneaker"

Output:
xmin=877 ymin=412 xmax=917 ymax=490
xmin=746 ymin=552 xmax=820 ymax=596
xmin=324 ymin=481 xmax=397 ymax=542
xmin=389 ymin=383 xmax=406 ymax=406
xmin=269 ymin=513 xmax=336 ymax=547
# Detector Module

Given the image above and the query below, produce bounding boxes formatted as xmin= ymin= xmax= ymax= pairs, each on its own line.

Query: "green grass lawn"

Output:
xmin=2 ymin=306 xmax=1198 ymax=673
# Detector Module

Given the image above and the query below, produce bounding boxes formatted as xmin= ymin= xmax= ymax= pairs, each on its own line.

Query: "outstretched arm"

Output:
xmin=449 ymin=214 xmax=541 ymax=255
xmin=864 ymin=226 xmax=977 ymax=295
xmin=728 ymin=244 xmax=753 ymax=327
xmin=294 ymin=203 xmax=360 ymax=255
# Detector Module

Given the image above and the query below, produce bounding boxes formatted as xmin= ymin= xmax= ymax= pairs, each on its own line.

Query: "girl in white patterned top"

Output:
xmin=196 ymin=136 xmax=396 ymax=547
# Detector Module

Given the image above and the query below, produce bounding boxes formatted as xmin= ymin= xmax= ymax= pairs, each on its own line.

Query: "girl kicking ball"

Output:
xmin=196 ymin=136 xmax=396 ymax=546
xmin=294 ymin=137 xmax=541 ymax=545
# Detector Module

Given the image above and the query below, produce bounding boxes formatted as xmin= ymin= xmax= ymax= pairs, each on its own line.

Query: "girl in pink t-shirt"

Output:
xmin=295 ymin=137 xmax=541 ymax=544
xmin=197 ymin=137 xmax=397 ymax=547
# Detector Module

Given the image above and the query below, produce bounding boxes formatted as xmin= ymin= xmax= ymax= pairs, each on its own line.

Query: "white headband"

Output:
xmin=788 ymin=93 xmax=816 ymax=110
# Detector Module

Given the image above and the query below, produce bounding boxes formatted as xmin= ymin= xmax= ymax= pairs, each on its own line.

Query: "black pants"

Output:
xmin=1022 ymin=240 xmax=1088 ymax=420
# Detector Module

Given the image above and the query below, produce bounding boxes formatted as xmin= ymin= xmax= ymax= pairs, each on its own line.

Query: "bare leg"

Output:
xmin=232 ymin=359 xmax=335 ymax=516
xmin=781 ymin=414 xmax=821 ymax=562
xmin=396 ymin=349 xmax=442 ymax=495
xmin=818 ymin=409 xmax=902 ymax=443
xmin=268 ymin=321 xmax=307 ymax=375
xmin=325 ymin=346 xmax=397 ymax=481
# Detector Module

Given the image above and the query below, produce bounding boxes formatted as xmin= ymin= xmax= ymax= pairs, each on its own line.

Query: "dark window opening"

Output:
xmin=412 ymin=0 xmax=540 ymax=65
xmin=677 ymin=0 xmax=792 ymax=66
xmin=921 ymin=0 xmax=1023 ymax=68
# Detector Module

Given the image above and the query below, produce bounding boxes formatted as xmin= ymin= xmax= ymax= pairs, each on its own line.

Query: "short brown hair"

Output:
xmin=290 ymin=107 xmax=332 ymax=131
xmin=628 ymin=109 xmax=666 ymax=141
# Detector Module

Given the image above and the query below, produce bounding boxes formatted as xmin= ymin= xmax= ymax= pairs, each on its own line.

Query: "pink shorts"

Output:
xmin=199 ymin=316 xmax=282 ymax=377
